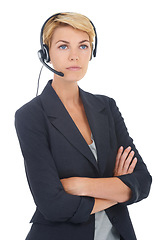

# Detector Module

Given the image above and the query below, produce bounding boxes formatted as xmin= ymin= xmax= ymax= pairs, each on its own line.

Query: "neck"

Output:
xmin=51 ymin=77 xmax=80 ymax=107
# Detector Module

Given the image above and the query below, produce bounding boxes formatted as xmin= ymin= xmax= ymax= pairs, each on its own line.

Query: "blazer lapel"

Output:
xmin=79 ymin=88 xmax=111 ymax=176
xmin=40 ymin=81 xmax=99 ymax=173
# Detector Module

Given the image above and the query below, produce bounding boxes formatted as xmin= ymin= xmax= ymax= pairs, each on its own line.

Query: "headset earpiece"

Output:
xmin=38 ymin=44 xmax=50 ymax=62
xmin=43 ymin=44 xmax=50 ymax=62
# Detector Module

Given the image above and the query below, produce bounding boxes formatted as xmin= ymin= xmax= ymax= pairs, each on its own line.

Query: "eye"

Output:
xmin=59 ymin=45 xmax=68 ymax=50
xmin=80 ymin=45 xmax=88 ymax=50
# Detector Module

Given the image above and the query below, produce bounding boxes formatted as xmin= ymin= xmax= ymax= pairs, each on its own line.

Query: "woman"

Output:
xmin=15 ymin=12 xmax=152 ymax=240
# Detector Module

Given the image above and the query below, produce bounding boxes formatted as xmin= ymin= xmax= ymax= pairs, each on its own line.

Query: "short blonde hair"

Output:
xmin=43 ymin=12 xmax=95 ymax=49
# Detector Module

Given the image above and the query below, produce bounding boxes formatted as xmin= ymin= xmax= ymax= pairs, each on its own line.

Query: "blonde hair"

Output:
xmin=43 ymin=12 xmax=95 ymax=49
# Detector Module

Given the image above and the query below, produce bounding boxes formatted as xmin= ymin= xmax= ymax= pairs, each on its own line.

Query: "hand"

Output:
xmin=114 ymin=146 xmax=137 ymax=176
xmin=60 ymin=177 xmax=88 ymax=196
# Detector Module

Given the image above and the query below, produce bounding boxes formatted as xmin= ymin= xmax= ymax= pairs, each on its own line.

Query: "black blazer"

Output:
xmin=15 ymin=80 xmax=152 ymax=240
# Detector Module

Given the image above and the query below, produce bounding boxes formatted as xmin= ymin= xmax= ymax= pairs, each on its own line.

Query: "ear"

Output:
xmin=90 ymin=43 xmax=93 ymax=61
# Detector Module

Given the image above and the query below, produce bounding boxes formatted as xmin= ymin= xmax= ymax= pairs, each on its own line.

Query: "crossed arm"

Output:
xmin=61 ymin=146 xmax=137 ymax=214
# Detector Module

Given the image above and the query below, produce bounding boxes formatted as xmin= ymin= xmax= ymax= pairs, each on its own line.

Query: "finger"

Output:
xmin=123 ymin=150 xmax=135 ymax=172
xmin=118 ymin=146 xmax=131 ymax=172
xmin=128 ymin=157 xmax=137 ymax=174
xmin=115 ymin=146 xmax=123 ymax=172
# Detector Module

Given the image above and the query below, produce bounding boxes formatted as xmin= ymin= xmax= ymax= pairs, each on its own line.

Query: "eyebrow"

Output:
xmin=55 ymin=40 xmax=90 ymax=44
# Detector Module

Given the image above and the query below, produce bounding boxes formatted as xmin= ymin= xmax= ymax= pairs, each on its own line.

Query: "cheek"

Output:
xmin=50 ymin=51 xmax=62 ymax=67
xmin=82 ymin=56 xmax=90 ymax=71
xmin=49 ymin=48 xmax=64 ymax=67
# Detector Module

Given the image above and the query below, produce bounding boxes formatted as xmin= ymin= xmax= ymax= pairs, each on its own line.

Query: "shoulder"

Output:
xmin=94 ymin=93 xmax=116 ymax=107
xmin=15 ymin=96 xmax=45 ymax=127
xmin=82 ymin=90 xmax=121 ymax=122
xmin=81 ymin=88 xmax=117 ymax=111
xmin=95 ymin=94 xmax=120 ymax=121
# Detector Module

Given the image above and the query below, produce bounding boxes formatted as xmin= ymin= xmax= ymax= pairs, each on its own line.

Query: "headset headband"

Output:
xmin=40 ymin=12 xmax=98 ymax=58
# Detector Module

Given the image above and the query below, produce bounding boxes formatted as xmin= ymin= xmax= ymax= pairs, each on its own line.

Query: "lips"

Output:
xmin=66 ymin=66 xmax=82 ymax=71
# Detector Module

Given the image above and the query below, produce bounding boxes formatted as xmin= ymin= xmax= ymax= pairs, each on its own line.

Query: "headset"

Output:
xmin=36 ymin=12 xmax=98 ymax=95
xmin=38 ymin=12 xmax=98 ymax=76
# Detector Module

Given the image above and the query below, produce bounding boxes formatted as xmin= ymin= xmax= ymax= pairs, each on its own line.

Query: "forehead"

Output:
xmin=51 ymin=25 xmax=90 ymax=43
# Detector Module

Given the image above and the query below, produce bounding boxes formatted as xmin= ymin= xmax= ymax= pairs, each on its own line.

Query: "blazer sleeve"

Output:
xmin=15 ymin=104 xmax=95 ymax=224
xmin=109 ymin=98 xmax=152 ymax=205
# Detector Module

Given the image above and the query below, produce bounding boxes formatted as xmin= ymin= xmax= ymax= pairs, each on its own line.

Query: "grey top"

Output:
xmin=88 ymin=136 xmax=120 ymax=240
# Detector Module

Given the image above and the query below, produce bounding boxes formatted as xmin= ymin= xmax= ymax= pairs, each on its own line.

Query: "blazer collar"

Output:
xmin=40 ymin=80 xmax=105 ymax=117
xmin=40 ymin=80 xmax=111 ymax=176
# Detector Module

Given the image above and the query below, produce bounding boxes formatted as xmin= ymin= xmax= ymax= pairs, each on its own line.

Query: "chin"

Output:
xmin=64 ymin=72 xmax=86 ymax=82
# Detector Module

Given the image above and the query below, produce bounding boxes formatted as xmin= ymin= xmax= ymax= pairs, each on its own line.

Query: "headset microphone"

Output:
xmin=37 ymin=50 xmax=64 ymax=77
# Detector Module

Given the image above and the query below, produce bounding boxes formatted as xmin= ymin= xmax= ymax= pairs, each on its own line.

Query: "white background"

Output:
xmin=1 ymin=0 xmax=159 ymax=239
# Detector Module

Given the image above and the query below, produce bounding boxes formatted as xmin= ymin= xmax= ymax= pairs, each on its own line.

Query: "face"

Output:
xmin=49 ymin=25 xmax=92 ymax=82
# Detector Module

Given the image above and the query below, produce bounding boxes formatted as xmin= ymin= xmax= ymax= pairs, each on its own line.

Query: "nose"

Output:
xmin=69 ymin=49 xmax=79 ymax=61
